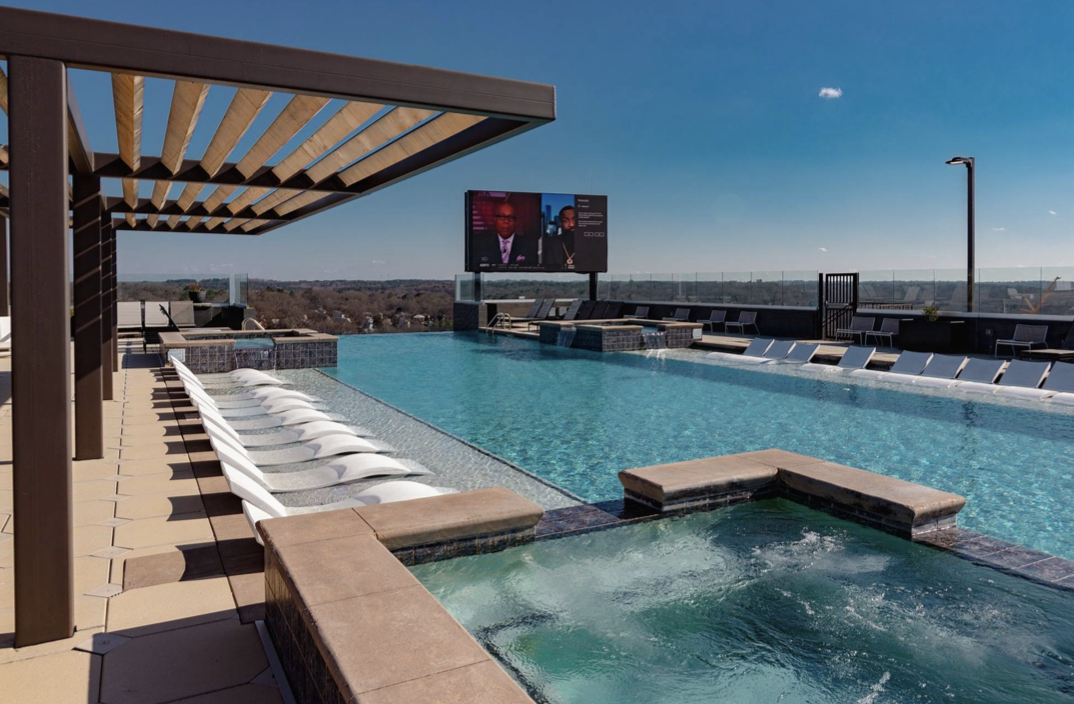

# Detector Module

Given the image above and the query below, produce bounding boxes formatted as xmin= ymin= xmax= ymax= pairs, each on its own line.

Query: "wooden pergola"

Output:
xmin=0 ymin=7 xmax=555 ymax=646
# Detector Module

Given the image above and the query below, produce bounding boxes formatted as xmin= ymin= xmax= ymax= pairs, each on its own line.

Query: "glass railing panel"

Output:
xmin=695 ymin=273 xmax=722 ymax=303
xmin=1041 ymin=266 xmax=1074 ymax=316
xmin=783 ymin=270 xmax=819 ymax=307
xmin=977 ymin=267 xmax=1042 ymax=315
xmin=858 ymin=270 xmax=894 ymax=307
xmin=933 ymin=269 xmax=967 ymax=312
xmin=117 ymin=273 xmax=244 ymax=305
xmin=723 ymin=272 xmax=751 ymax=304
xmin=454 ymin=273 xmax=475 ymax=302
xmin=891 ymin=269 xmax=933 ymax=310
xmin=751 ymin=270 xmax=783 ymax=306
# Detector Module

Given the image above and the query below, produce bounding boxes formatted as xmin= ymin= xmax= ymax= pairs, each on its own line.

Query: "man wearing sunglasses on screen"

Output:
xmin=475 ymin=201 xmax=538 ymax=268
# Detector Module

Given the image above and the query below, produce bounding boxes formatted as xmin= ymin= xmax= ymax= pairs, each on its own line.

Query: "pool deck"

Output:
xmin=0 ymin=341 xmax=285 ymax=704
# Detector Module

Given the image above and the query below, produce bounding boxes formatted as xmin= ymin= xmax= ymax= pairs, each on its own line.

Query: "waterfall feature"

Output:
xmin=556 ymin=329 xmax=577 ymax=347
xmin=642 ymin=331 xmax=667 ymax=350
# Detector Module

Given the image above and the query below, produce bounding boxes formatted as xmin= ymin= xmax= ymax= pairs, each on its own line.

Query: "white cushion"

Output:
xmin=913 ymin=376 xmax=959 ymax=388
xmin=994 ymin=387 xmax=1054 ymax=400
xmin=849 ymin=369 xmax=886 ymax=380
xmin=955 ymin=381 xmax=999 ymax=394
xmin=881 ymin=373 xmax=919 ymax=385
xmin=801 ymin=363 xmax=839 ymax=373
xmin=1047 ymin=392 xmax=1074 ymax=406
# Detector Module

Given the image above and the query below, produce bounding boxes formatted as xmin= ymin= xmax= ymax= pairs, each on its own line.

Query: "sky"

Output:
xmin=3 ymin=0 xmax=1074 ymax=280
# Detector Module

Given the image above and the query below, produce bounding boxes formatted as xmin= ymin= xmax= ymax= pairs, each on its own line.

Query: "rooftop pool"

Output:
xmin=321 ymin=332 xmax=1074 ymax=559
xmin=412 ymin=500 xmax=1074 ymax=704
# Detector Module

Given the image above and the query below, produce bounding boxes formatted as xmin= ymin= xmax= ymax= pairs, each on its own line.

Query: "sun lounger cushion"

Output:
xmin=848 ymin=369 xmax=886 ymax=380
xmin=997 ymin=360 xmax=1050 ymax=389
xmin=912 ymin=376 xmax=960 ymax=388
xmin=782 ymin=343 xmax=818 ymax=364
xmin=836 ymin=346 xmax=876 ymax=370
xmin=169 ymin=300 xmax=196 ymax=327
xmin=1048 ymin=392 xmax=1074 ymax=406
xmin=920 ymin=354 xmax=968 ymax=379
xmin=1042 ymin=363 xmax=1074 ymax=393
xmin=957 ymin=381 xmax=1000 ymax=394
xmin=762 ymin=340 xmax=796 ymax=360
xmin=741 ymin=338 xmax=773 ymax=358
xmin=956 ymin=359 xmax=1005 ymax=384
xmin=117 ymin=301 xmax=143 ymax=328
xmin=887 ymin=351 xmax=933 ymax=376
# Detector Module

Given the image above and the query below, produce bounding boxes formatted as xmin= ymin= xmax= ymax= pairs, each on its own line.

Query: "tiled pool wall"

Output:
xmin=162 ymin=330 xmax=337 ymax=372
xmin=538 ymin=322 xmax=701 ymax=352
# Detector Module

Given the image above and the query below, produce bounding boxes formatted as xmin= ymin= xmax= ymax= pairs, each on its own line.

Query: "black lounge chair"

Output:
xmin=624 ymin=306 xmax=649 ymax=320
xmin=865 ymin=318 xmax=899 ymax=347
xmin=725 ymin=311 xmax=759 ymax=335
xmin=836 ymin=316 xmax=875 ymax=345
xmin=604 ymin=303 xmax=623 ymax=319
xmin=588 ymin=302 xmax=610 ymax=319
xmin=576 ymin=301 xmax=596 ymax=319
xmin=662 ymin=307 xmax=691 ymax=322
xmin=700 ymin=310 xmax=726 ymax=332
xmin=995 ymin=324 xmax=1048 ymax=358
xmin=561 ymin=299 xmax=584 ymax=321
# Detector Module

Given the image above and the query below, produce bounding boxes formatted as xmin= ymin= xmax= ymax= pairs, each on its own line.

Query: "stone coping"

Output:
xmin=574 ymin=323 xmax=643 ymax=332
xmin=619 ymin=449 xmax=966 ymax=538
xmin=657 ymin=322 xmax=703 ymax=329
xmin=258 ymin=489 xmax=543 ymax=704
xmin=159 ymin=328 xmax=338 ymax=348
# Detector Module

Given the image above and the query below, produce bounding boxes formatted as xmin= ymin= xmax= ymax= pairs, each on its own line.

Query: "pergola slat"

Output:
xmin=196 ymin=93 xmax=329 ymax=217
xmin=173 ymin=87 xmax=272 ymax=218
xmin=0 ymin=63 xmax=7 ymax=113
xmin=270 ymin=101 xmax=383 ymax=182
xmin=0 ymin=145 xmax=8 ymax=166
xmin=112 ymin=73 xmax=144 ymax=229
xmin=148 ymin=80 xmax=209 ymax=225
xmin=303 ymin=106 xmax=434 ymax=185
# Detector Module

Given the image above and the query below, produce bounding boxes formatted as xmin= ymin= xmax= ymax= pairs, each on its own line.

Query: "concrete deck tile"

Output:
xmin=76 ymin=594 xmax=108 ymax=630
xmin=90 ymin=546 xmax=130 ymax=560
xmin=108 ymin=540 xmax=211 ymax=585
xmin=358 ymin=659 xmax=535 ymax=704
xmin=121 ymin=544 xmax=225 ymax=590
xmin=120 ymin=442 xmax=188 ymax=461
xmin=100 ymin=618 xmax=267 ymax=704
xmin=106 ymin=576 xmax=238 ymax=638
xmin=116 ymin=471 xmax=199 ymax=497
xmin=308 ymin=584 xmax=489 ymax=696
xmin=118 ymin=457 xmax=193 ymax=476
xmin=74 ymin=555 xmax=112 ymax=594
xmin=115 ymin=494 xmax=206 ymax=521
xmin=72 ymin=459 xmax=121 ymax=482
xmin=75 ymin=632 xmax=131 ymax=655
xmin=73 ymin=479 xmax=119 ymax=503
xmin=0 ymin=538 xmax=10 ymax=568
xmin=227 ymin=572 xmax=267 ymax=624
xmin=170 ymin=683 xmax=284 ymax=704
xmin=0 ymin=649 xmax=102 ymax=703
xmin=74 ymin=525 xmax=116 ymax=557
xmin=113 ymin=514 xmax=214 ymax=550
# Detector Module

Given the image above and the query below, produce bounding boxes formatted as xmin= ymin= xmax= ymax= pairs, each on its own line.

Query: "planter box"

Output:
xmin=899 ymin=319 xmax=970 ymax=353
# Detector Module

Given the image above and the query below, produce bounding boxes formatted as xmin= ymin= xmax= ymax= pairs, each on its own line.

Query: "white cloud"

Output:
xmin=1049 ymin=210 xmax=1058 ymax=215
xmin=818 ymin=247 xmax=828 ymax=252
xmin=991 ymin=227 xmax=1006 ymax=231
xmin=371 ymin=259 xmax=386 ymax=265
xmin=818 ymin=87 xmax=843 ymax=99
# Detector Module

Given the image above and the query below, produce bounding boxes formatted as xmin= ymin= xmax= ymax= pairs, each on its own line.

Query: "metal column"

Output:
xmin=9 ymin=56 xmax=75 ymax=646
xmin=73 ymin=175 xmax=104 ymax=459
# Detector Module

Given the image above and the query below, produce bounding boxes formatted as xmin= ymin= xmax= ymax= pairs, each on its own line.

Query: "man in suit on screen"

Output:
xmin=474 ymin=202 xmax=538 ymax=268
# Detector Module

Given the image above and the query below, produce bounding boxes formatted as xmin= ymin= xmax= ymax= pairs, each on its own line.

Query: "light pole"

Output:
xmin=946 ymin=156 xmax=975 ymax=312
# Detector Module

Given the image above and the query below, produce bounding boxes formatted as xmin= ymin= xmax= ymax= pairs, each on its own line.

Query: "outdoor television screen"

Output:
xmin=465 ymin=191 xmax=608 ymax=273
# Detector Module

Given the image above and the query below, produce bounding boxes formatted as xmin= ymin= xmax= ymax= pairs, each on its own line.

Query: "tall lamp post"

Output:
xmin=946 ymin=156 xmax=975 ymax=312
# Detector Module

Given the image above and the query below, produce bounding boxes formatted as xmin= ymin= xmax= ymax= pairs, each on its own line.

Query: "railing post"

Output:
xmin=10 ymin=55 xmax=75 ymax=646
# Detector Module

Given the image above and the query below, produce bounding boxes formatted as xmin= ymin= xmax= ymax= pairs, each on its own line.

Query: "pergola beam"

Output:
xmin=110 ymin=217 xmax=274 ymax=235
xmin=0 ymin=7 xmax=556 ymax=121
xmin=66 ymin=73 xmax=94 ymax=174
xmin=111 ymin=72 xmax=144 ymax=227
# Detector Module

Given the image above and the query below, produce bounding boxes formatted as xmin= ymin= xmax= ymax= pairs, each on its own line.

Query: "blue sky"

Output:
xmin=3 ymin=1 xmax=1074 ymax=280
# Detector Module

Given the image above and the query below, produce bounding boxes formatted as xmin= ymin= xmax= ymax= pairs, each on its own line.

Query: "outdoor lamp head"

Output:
xmin=946 ymin=156 xmax=974 ymax=166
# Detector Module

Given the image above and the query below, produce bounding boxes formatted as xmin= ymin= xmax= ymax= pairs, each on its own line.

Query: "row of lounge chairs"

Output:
xmin=651 ymin=308 xmax=761 ymax=334
xmin=170 ymin=358 xmax=456 ymax=543
xmin=707 ymin=337 xmax=1074 ymax=404
xmin=520 ymin=299 xmax=625 ymax=328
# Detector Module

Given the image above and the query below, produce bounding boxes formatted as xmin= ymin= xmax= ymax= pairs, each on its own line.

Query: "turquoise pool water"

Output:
xmin=323 ymin=333 xmax=1074 ymax=558
xmin=412 ymin=501 xmax=1074 ymax=704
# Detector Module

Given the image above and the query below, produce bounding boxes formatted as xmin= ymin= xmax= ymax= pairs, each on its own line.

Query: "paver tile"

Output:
xmin=106 ymin=577 xmax=237 ymax=637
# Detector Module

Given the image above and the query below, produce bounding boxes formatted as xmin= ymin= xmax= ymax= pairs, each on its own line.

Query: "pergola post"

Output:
xmin=0 ymin=213 xmax=9 ymax=314
xmin=73 ymin=175 xmax=104 ymax=459
xmin=111 ymin=231 xmax=119 ymax=370
xmin=9 ymin=55 xmax=75 ymax=646
xmin=100 ymin=217 xmax=114 ymax=400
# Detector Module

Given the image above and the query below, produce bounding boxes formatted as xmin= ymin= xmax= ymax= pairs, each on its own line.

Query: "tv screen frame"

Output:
xmin=464 ymin=190 xmax=607 ymax=274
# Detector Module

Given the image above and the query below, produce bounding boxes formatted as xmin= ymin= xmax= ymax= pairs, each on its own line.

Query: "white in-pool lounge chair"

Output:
xmin=992 ymin=360 xmax=1053 ymax=399
xmin=203 ymin=414 xmax=390 ymax=465
xmin=222 ymin=464 xmax=452 ymax=518
xmin=197 ymin=403 xmax=366 ymax=447
xmin=779 ymin=343 xmax=818 ymax=364
xmin=852 ymin=351 xmax=932 ymax=383
xmin=802 ymin=345 xmax=875 ymax=373
xmin=953 ymin=358 xmax=1007 ymax=393
xmin=911 ymin=355 xmax=968 ymax=388
xmin=185 ymin=384 xmax=318 ymax=417
xmin=761 ymin=340 xmax=797 ymax=361
xmin=173 ymin=363 xmax=311 ymax=404
xmin=705 ymin=337 xmax=773 ymax=364
xmin=1041 ymin=364 xmax=1074 ymax=405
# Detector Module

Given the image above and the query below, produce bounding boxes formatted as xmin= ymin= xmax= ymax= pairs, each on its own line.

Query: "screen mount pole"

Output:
xmin=588 ymin=272 xmax=598 ymax=301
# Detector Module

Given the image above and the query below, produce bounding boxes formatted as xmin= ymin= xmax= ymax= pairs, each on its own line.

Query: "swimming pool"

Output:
xmin=412 ymin=500 xmax=1074 ymax=704
xmin=322 ymin=333 xmax=1074 ymax=559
